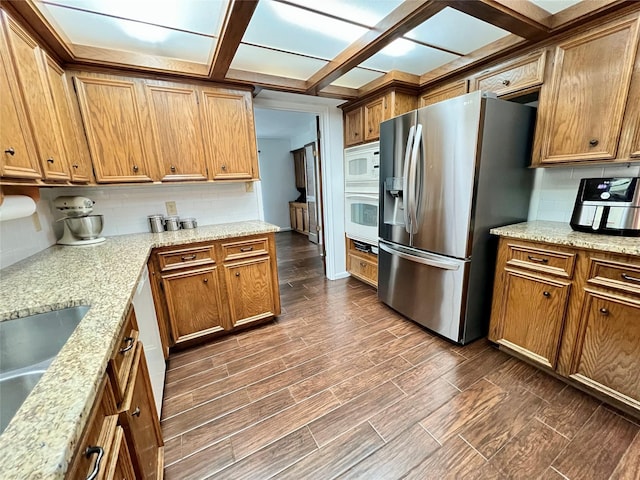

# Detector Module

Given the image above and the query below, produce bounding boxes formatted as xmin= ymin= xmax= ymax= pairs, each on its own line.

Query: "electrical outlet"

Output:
xmin=165 ymin=201 xmax=177 ymax=216
xmin=31 ymin=212 xmax=42 ymax=232
xmin=245 ymin=182 xmax=254 ymax=192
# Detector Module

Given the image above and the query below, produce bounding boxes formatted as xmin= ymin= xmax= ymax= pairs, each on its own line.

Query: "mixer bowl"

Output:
xmin=64 ymin=215 xmax=104 ymax=240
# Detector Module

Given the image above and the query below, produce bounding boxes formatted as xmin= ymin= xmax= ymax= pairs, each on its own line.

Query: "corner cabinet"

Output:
xmin=148 ymin=233 xmax=280 ymax=349
xmin=489 ymin=237 xmax=640 ymax=415
xmin=533 ymin=13 xmax=640 ymax=165
xmin=200 ymin=87 xmax=259 ymax=181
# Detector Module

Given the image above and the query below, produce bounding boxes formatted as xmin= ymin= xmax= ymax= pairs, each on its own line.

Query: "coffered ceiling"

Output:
xmin=2 ymin=0 xmax=633 ymax=99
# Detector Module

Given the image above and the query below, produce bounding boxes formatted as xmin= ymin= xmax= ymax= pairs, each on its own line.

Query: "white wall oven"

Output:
xmin=344 ymin=141 xmax=380 ymax=245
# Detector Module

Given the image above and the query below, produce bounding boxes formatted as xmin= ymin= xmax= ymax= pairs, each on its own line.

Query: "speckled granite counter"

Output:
xmin=0 ymin=220 xmax=278 ymax=479
xmin=490 ymin=220 xmax=640 ymax=256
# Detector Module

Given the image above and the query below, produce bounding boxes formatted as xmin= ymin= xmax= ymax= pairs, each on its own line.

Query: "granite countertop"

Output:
xmin=0 ymin=220 xmax=279 ymax=479
xmin=490 ymin=220 xmax=640 ymax=256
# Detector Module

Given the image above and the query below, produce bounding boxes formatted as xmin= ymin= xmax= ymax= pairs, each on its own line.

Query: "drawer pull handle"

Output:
xmin=119 ymin=337 xmax=134 ymax=354
xmin=589 ymin=139 xmax=599 ymax=147
xmin=621 ymin=273 xmax=640 ymax=283
xmin=4 ymin=147 xmax=15 ymax=156
xmin=132 ymin=406 xmax=141 ymax=417
xmin=543 ymin=291 xmax=551 ymax=298
xmin=181 ymin=254 xmax=197 ymax=261
xmin=599 ymin=307 xmax=609 ymax=316
xmin=84 ymin=446 xmax=104 ymax=480
xmin=527 ymin=255 xmax=548 ymax=264
xmin=47 ymin=157 xmax=54 ymax=164
xmin=240 ymin=246 xmax=254 ymax=252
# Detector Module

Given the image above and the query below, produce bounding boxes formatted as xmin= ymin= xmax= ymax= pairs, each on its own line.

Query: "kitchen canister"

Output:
xmin=180 ymin=217 xmax=197 ymax=229
xmin=148 ymin=214 xmax=165 ymax=233
xmin=164 ymin=215 xmax=181 ymax=231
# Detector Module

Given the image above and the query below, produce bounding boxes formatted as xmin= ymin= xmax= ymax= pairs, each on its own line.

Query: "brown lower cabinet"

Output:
xmin=489 ymin=237 xmax=640 ymax=415
xmin=68 ymin=305 xmax=163 ymax=479
xmin=346 ymin=237 xmax=378 ymax=288
xmin=148 ymin=233 xmax=281 ymax=349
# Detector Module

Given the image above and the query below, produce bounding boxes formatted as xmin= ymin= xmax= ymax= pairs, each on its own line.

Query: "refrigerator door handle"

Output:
xmin=408 ymin=123 xmax=422 ymax=233
xmin=379 ymin=242 xmax=460 ymax=271
xmin=402 ymin=125 xmax=416 ymax=233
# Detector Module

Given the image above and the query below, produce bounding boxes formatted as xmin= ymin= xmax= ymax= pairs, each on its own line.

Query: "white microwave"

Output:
xmin=345 ymin=193 xmax=379 ymax=245
xmin=344 ymin=141 xmax=379 ymax=192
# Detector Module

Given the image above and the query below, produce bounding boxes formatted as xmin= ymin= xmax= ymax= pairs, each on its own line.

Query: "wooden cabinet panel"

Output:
xmin=162 ymin=266 xmax=228 ymax=343
xmin=497 ymin=271 xmax=571 ymax=368
xmin=107 ymin=425 xmax=137 ymax=480
xmin=289 ymin=202 xmax=308 ymax=234
xmin=506 ymin=243 xmax=576 ymax=279
xmin=41 ymin=53 xmax=92 ymax=183
xmin=145 ymin=83 xmax=207 ymax=181
xmin=419 ymin=80 xmax=468 ymax=108
xmin=2 ymin=13 xmax=69 ymax=181
xmin=157 ymin=244 xmax=216 ymax=272
xmin=200 ymin=87 xmax=258 ymax=180
xmin=224 ymin=257 xmax=276 ymax=326
xmin=221 ymin=237 xmax=269 ymax=261
xmin=108 ymin=306 xmax=139 ymax=406
xmin=346 ymin=238 xmax=378 ymax=288
xmin=0 ymin=46 xmax=40 ymax=180
xmin=74 ymin=75 xmax=153 ymax=183
xmin=292 ymin=148 xmax=306 ymax=189
xmin=570 ymin=290 xmax=640 ymax=408
xmin=344 ymin=108 xmax=363 ymax=147
xmin=364 ymin=96 xmax=386 ymax=142
xmin=538 ymin=16 xmax=640 ymax=164
xmin=471 ymin=50 xmax=546 ymax=97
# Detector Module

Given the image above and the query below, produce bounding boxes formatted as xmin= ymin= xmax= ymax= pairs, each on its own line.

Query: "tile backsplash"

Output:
xmin=529 ymin=163 xmax=640 ymax=222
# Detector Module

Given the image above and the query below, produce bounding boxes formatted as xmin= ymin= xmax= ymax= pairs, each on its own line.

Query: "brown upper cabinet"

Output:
xmin=533 ymin=14 xmax=640 ymax=165
xmin=200 ymin=87 xmax=259 ymax=181
xmin=1 ymin=11 xmax=71 ymax=181
xmin=144 ymin=82 xmax=208 ymax=182
xmin=343 ymin=90 xmax=417 ymax=146
xmin=419 ymin=79 xmax=469 ymax=108
xmin=74 ymin=74 xmax=154 ymax=183
xmin=470 ymin=50 xmax=546 ymax=98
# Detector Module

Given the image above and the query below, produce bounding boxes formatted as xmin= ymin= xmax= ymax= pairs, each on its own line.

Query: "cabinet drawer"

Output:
xmin=157 ymin=244 xmax=215 ymax=271
xmin=506 ymin=243 xmax=576 ymax=279
xmin=221 ymin=237 xmax=268 ymax=261
xmin=348 ymin=253 xmax=378 ymax=286
xmin=108 ymin=306 xmax=139 ymax=405
xmin=587 ymin=257 xmax=640 ymax=296
xmin=472 ymin=51 xmax=546 ymax=97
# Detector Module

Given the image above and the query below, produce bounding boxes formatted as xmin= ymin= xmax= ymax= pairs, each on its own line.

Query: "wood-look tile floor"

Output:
xmin=161 ymin=232 xmax=640 ymax=480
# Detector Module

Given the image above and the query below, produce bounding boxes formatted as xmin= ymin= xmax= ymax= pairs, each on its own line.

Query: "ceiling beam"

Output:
xmin=445 ymin=0 xmax=552 ymax=40
xmin=209 ymin=0 xmax=258 ymax=80
xmin=304 ymin=0 xmax=448 ymax=95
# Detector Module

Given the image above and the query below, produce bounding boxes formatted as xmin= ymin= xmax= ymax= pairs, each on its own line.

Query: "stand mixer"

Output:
xmin=53 ymin=196 xmax=106 ymax=246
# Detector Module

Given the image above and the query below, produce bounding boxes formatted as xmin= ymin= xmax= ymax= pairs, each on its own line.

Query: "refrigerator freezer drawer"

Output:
xmin=378 ymin=242 xmax=469 ymax=343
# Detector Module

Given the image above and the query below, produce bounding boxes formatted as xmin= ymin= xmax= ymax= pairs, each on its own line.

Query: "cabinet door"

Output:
xmin=538 ymin=16 xmax=640 ymax=164
xmin=162 ymin=267 xmax=228 ymax=343
xmin=364 ymin=96 xmax=386 ymax=142
xmin=471 ymin=51 xmax=545 ymax=97
xmin=295 ymin=206 xmax=304 ymax=233
xmin=145 ymin=84 xmax=207 ymax=181
xmin=289 ymin=204 xmax=296 ymax=230
xmin=0 ymin=46 xmax=40 ymax=179
xmin=344 ymin=108 xmax=363 ymax=146
xmin=419 ymin=80 xmax=468 ymax=108
xmin=570 ymin=290 xmax=640 ymax=408
xmin=74 ymin=76 xmax=153 ymax=183
xmin=497 ymin=270 xmax=571 ymax=368
xmin=120 ymin=345 xmax=162 ymax=480
xmin=224 ymin=257 xmax=276 ymax=327
xmin=2 ymin=13 xmax=70 ymax=181
xmin=200 ymin=87 xmax=258 ymax=180
xmin=108 ymin=426 xmax=137 ymax=480
xmin=40 ymin=52 xmax=93 ymax=183
xmin=292 ymin=148 xmax=306 ymax=189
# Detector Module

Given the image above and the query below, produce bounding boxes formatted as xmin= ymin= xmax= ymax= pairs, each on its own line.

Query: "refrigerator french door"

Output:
xmin=378 ymin=91 xmax=536 ymax=344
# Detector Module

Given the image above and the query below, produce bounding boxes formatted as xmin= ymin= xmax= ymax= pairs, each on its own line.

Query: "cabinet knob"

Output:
xmin=354 ymin=132 xmax=359 ymax=137
xmin=132 ymin=165 xmax=139 ymax=172
xmin=502 ymin=79 xmax=511 ymax=86
xmin=203 ymin=278 xmax=208 ymax=283
xmin=369 ymin=128 xmax=373 ymax=133
xmin=543 ymin=291 xmax=551 ymax=298
xmin=47 ymin=157 xmax=54 ymax=164
xmin=599 ymin=307 xmax=609 ymax=316
xmin=170 ymin=165 xmax=176 ymax=172
xmin=235 ymin=272 xmax=240 ymax=277
xmin=4 ymin=147 xmax=15 ymax=156
xmin=221 ymin=164 xmax=227 ymax=170
xmin=131 ymin=406 xmax=141 ymax=417
xmin=589 ymin=139 xmax=599 ymax=147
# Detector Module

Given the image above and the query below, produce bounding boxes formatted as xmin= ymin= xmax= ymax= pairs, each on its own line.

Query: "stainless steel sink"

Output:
xmin=0 ymin=305 xmax=89 ymax=434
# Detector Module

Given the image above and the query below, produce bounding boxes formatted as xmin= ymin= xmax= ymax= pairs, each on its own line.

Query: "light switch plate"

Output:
xmin=245 ymin=182 xmax=254 ymax=192
xmin=165 ymin=201 xmax=177 ymax=216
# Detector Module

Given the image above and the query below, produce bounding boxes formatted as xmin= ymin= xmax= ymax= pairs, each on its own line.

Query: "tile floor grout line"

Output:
xmin=419 ymin=423 xmax=443 ymax=446
xmin=550 ymin=466 xmax=571 ymax=480
xmin=457 ymin=433 xmax=489 ymax=461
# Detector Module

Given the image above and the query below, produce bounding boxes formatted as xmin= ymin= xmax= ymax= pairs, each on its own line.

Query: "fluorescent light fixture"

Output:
xmin=380 ymin=38 xmax=415 ymax=57
xmin=269 ymin=1 xmax=366 ymax=43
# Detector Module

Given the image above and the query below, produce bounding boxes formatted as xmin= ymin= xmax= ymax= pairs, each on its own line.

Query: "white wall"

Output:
xmin=290 ymin=117 xmax=317 ymax=150
xmin=529 ymin=163 xmax=640 ymax=222
xmin=257 ymin=138 xmax=300 ymax=229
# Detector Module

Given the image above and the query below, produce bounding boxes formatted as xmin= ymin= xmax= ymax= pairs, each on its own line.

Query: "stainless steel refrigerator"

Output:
xmin=378 ymin=91 xmax=536 ymax=344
